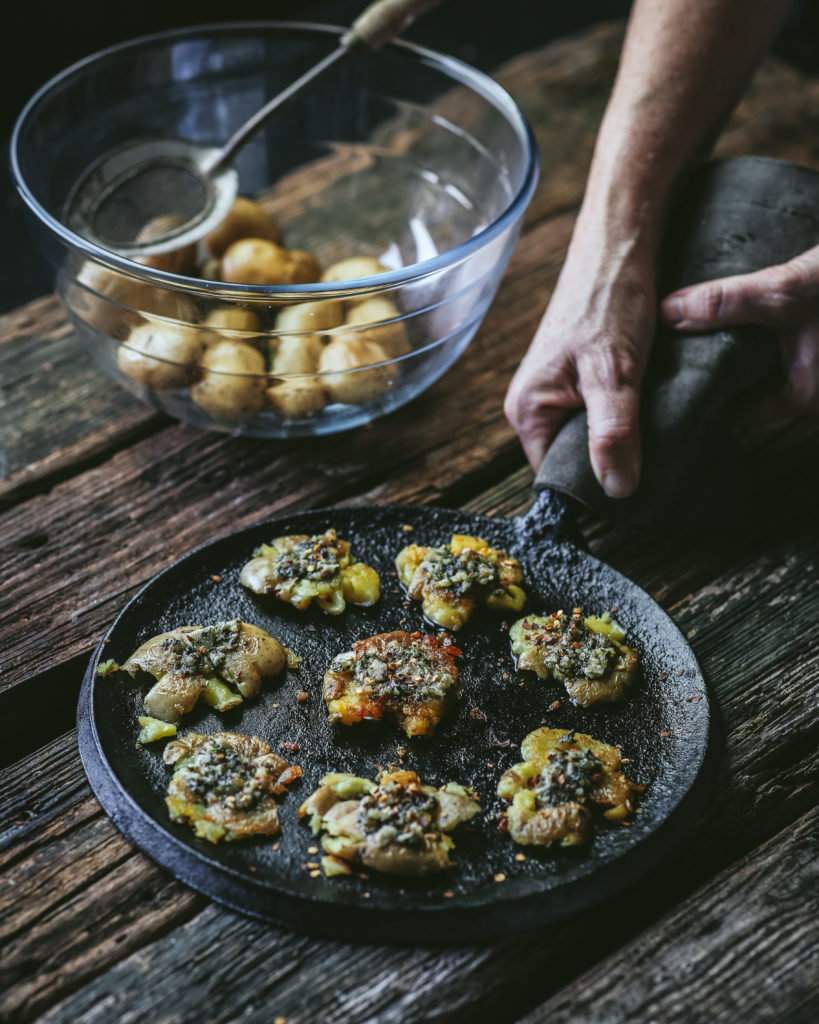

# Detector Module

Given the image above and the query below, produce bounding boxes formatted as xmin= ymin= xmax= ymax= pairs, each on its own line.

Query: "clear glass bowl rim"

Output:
xmin=10 ymin=20 xmax=539 ymax=298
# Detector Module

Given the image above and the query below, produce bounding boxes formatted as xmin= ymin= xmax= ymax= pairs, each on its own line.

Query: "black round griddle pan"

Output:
xmin=78 ymin=495 xmax=715 ymax=944
xmin=78 ymin=156 xmax=819 ymax=943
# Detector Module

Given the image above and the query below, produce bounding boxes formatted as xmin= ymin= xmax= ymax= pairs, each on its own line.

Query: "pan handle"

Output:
xmin=531 ymin=156 xmax=819 ymax=525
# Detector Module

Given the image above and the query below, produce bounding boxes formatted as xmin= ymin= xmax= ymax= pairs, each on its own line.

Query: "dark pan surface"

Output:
xmin=78 ymin=502 xmax=714 ymax=943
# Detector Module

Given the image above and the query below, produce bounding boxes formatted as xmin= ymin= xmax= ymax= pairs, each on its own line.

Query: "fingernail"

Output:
xmin=602 ymin=469 xmax=635 ymax=499
xmin=663 ymin=296 xmax=685 ymax=323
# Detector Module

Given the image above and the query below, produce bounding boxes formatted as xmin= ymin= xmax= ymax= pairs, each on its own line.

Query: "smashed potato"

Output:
xmin=123 ymin=619 xmax=287 ymax=724
xmin=164 ymin=730 xmax=301 ymax=844
xmin=323 ymin=630 xmax=460 ymax=738
xmin=240 ymin=528 xmax=379 ymax=614
xmin=396 ymin=533 xmax=526 ymax=630
xmin=510 ymin=610 xmax=639 ymax=706
xmin=299 ymin=769 xmax=480 ymax=876
xmin=497 ymin=727 xmax=642 ymax=847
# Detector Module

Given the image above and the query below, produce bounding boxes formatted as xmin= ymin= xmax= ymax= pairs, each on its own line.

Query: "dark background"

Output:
xmin=3 ymin=0 xmax=817 ymax=312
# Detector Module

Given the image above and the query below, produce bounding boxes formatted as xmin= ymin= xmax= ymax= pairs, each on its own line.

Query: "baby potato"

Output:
xmin=284 ymin=250 xmax=322 ymax=284
xmin=134 ymin=215 xmax=198 ymax=275
xmin=204 ymin=197 xmax=283 ymax=258
xmin=275 ymin=299 xmax=343 ymax=335
xmin=267 ymin=379 xmax=327 ymax=419
xmin=220 ymin=239 xmax=321 ymax=286
xmin=74 ymin=263 xmax=196 ymax=339
xmin=321 ymin=257 xmax=390 ymax=282
xmin=318 ymin=333 xmax=392 ymax=405
xmin=344 ymin=297 xmax=410 ymax=358
xmin=272 ymin=334 xmax=325 ymax=375
xmin=118 ymin=321 xmax=204 ymax=389
xmin=191 ymin=339 xmax=267 ymax=419
xmin=203 ymin=307 xmax=261 ymax=334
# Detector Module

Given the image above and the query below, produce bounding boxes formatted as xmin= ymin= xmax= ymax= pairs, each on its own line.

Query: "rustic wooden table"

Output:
xmin=2 ymin=23 xmax=818 ymax=1024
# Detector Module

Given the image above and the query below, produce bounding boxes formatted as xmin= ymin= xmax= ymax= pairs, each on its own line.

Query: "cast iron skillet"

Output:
xmin=78 ymin=493 xmax=714 ymax=944
xmin=78 ymin=156 xmax=819 ymax=942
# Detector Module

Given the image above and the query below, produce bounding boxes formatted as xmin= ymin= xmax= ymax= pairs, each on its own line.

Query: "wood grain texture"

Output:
xmin=520 ymin=806 xmax=819 ymax=1024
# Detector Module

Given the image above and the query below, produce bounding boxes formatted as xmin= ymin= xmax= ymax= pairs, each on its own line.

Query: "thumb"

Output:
xmin=660 ymin=264 xmax=796 ymax=331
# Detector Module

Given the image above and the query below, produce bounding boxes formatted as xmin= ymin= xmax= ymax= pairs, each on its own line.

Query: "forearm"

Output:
xmin=577 ymin=0 xmax=794 ymax=254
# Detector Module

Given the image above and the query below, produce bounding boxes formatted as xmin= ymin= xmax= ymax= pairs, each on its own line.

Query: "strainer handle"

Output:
xmin=343 ymin=0 xmax=446 ymax=50
xmin=206 ymin=0 xmax=445 ymax=176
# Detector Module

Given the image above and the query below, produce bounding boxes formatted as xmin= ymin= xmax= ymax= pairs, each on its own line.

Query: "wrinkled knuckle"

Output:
xmin=696 ymin=282 xmax=731 ymax=322
xmin=590 ymin=418 xmax=637 ymax=456
xmin=580 ymin=339 xmax=639 ymax=390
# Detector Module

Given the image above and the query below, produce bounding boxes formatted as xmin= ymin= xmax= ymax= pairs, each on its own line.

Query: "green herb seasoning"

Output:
xmin=179 ymin=736 xmax=267 ymax=811
xmin=524 ymin=614 xmax=619 ymax=679
xmin=348 ymin=639 xmax=456 ymax=702
xmin=158 ymin=620 xmax=241 ymax=677
xmin=420 ymin=544 xmax=500 ymax=596
xmin=535 ymin=748 xmax=602 ymax=807
xmin=358 ymin=778 xmax=440 ymax=849
xmin=274 ymin=534 xmax=343 ymax=582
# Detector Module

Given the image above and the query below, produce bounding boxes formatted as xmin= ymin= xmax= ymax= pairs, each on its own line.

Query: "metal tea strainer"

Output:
xmin=65 ymin=0 xmax=443 ymax=259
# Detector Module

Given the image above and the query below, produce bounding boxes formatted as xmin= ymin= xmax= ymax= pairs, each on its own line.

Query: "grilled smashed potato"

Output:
xmin=240 ymin=528 xmax=379 ymax=615
xmin=510 ymin=610 xmax=639 ymax=706
xmin=163 ymin=730 xmax=301 ymax=844
xmin=299 ymin=769 xmax=480 ymax=876
xmin=123 ymin=619 xmax=287 ymax=724
xmin=323 ymin=630 xmax=460 ymax=737
xmin=396 ymin=534 xmax=526 ymax=631
xmin=497 ymin=727 xmax=642 ymax=847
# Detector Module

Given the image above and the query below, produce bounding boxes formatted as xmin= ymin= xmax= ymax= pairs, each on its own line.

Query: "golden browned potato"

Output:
xmin=344 ymin=296 xmax=410 ymax=358
xmin=240 ymin=528 xmax=379 ymax=614
xmin=117 ymin=320 xmax=204 ymax=389
xmin=134 ymin=215 xmax=198 ymax=275
xmin=321 ymin=257 xmax=390 ymax=282
xmin=318 ymin=333 xmax=391 ymax=404
xmin=510 ymin=611 xmax=639 ymax=706
xmin=396 ymin=534 xmax=526 ymax=631
xmin=164 ymin=731 xmax=301 ymax=844
xmin=122 ymin=619 xmax=288 ymax=724
xmin=299 ymin=769 xmax=480 ymax=876
xmin=323 ymin=630 xmax=460 ymax=738
xmin=191 ymin=339 xmax=266 ymax=419
xmin=497 ymin=727 xmax=643 ymax=847
xmin=203 ymin=196 xmax=283 ymax=258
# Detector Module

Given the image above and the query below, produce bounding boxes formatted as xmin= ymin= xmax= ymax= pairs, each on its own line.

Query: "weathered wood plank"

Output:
xmin=3 ymin=519 xmax=816 ymax=1023
xmin=520 ymin=806 xmax=819 ymax=1024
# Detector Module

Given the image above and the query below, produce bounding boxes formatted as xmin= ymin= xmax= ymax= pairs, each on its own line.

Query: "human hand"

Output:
xmin=661 ymin=244 xmax=819 ymax=409
xmin=504 ymin=236 xmax=656 ymax=499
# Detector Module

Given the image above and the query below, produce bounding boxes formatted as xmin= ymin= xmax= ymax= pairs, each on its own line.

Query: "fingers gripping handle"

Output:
xmin=343 ymin=0 xmax=445 ymax=50
xmin=534 ymin=156 xmax=819 ymax=521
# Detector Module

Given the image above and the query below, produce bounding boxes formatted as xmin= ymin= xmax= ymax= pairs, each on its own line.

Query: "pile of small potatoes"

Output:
xmin=74 ymin=197 xmax=411 ymax=422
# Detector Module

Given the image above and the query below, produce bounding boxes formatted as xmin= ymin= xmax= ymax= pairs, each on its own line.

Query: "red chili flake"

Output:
xmin=410 ymin=631 xmax=421 ymax=639
xmin=14 ymin=820 xmax=25 ymax=825
xmin=443 ymin=891 xmax=455 ymax=899
xmin=660 ymin=731 xmax=670 ymax=737
xmin=550 ymin=700 xmax=561 ymax=711
xmin=272 ymin=843 xmax=280 ymax=851
xmin=392 ymin=588 xmax=400 ymax=594
xmin=103 ymin=637 xmax=111 ymax=643
xmin=295 ymin=691 xmax=309 ymax=702
xmin=470 ymin=707 xmax=486 ymax=721
xmin=211 ymin=574 xmax=222 ymax=582
xmin=359 ymin=873 xmax=369 ymax=880
xmin=658 ymin=673 xmax=669 ymax=681
xmin=502 ymin=672 xmax=510 ymax=680
xmin=280 ymin=741 xmax=300 ymax=753
xmin=249 ymin=866 xmax=257 ymax=872
xmin=373 ymin=764 xmax=384 ymax=772
xmin=687 ymin=695 xmax=703 ymax=703
xmin=677 ymin=668 xmax=685 ymax=676
xmin=306 ymin=623 xmax=316 ymax=631
xmin=497 ymin=817 xmax=509 ymax=832
xmin=610 ymin=605 xmax=619 ymax=613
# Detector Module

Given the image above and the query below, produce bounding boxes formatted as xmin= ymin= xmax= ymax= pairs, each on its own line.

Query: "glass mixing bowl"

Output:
xmin=11 ymin=22 xmax=538 ymax=437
